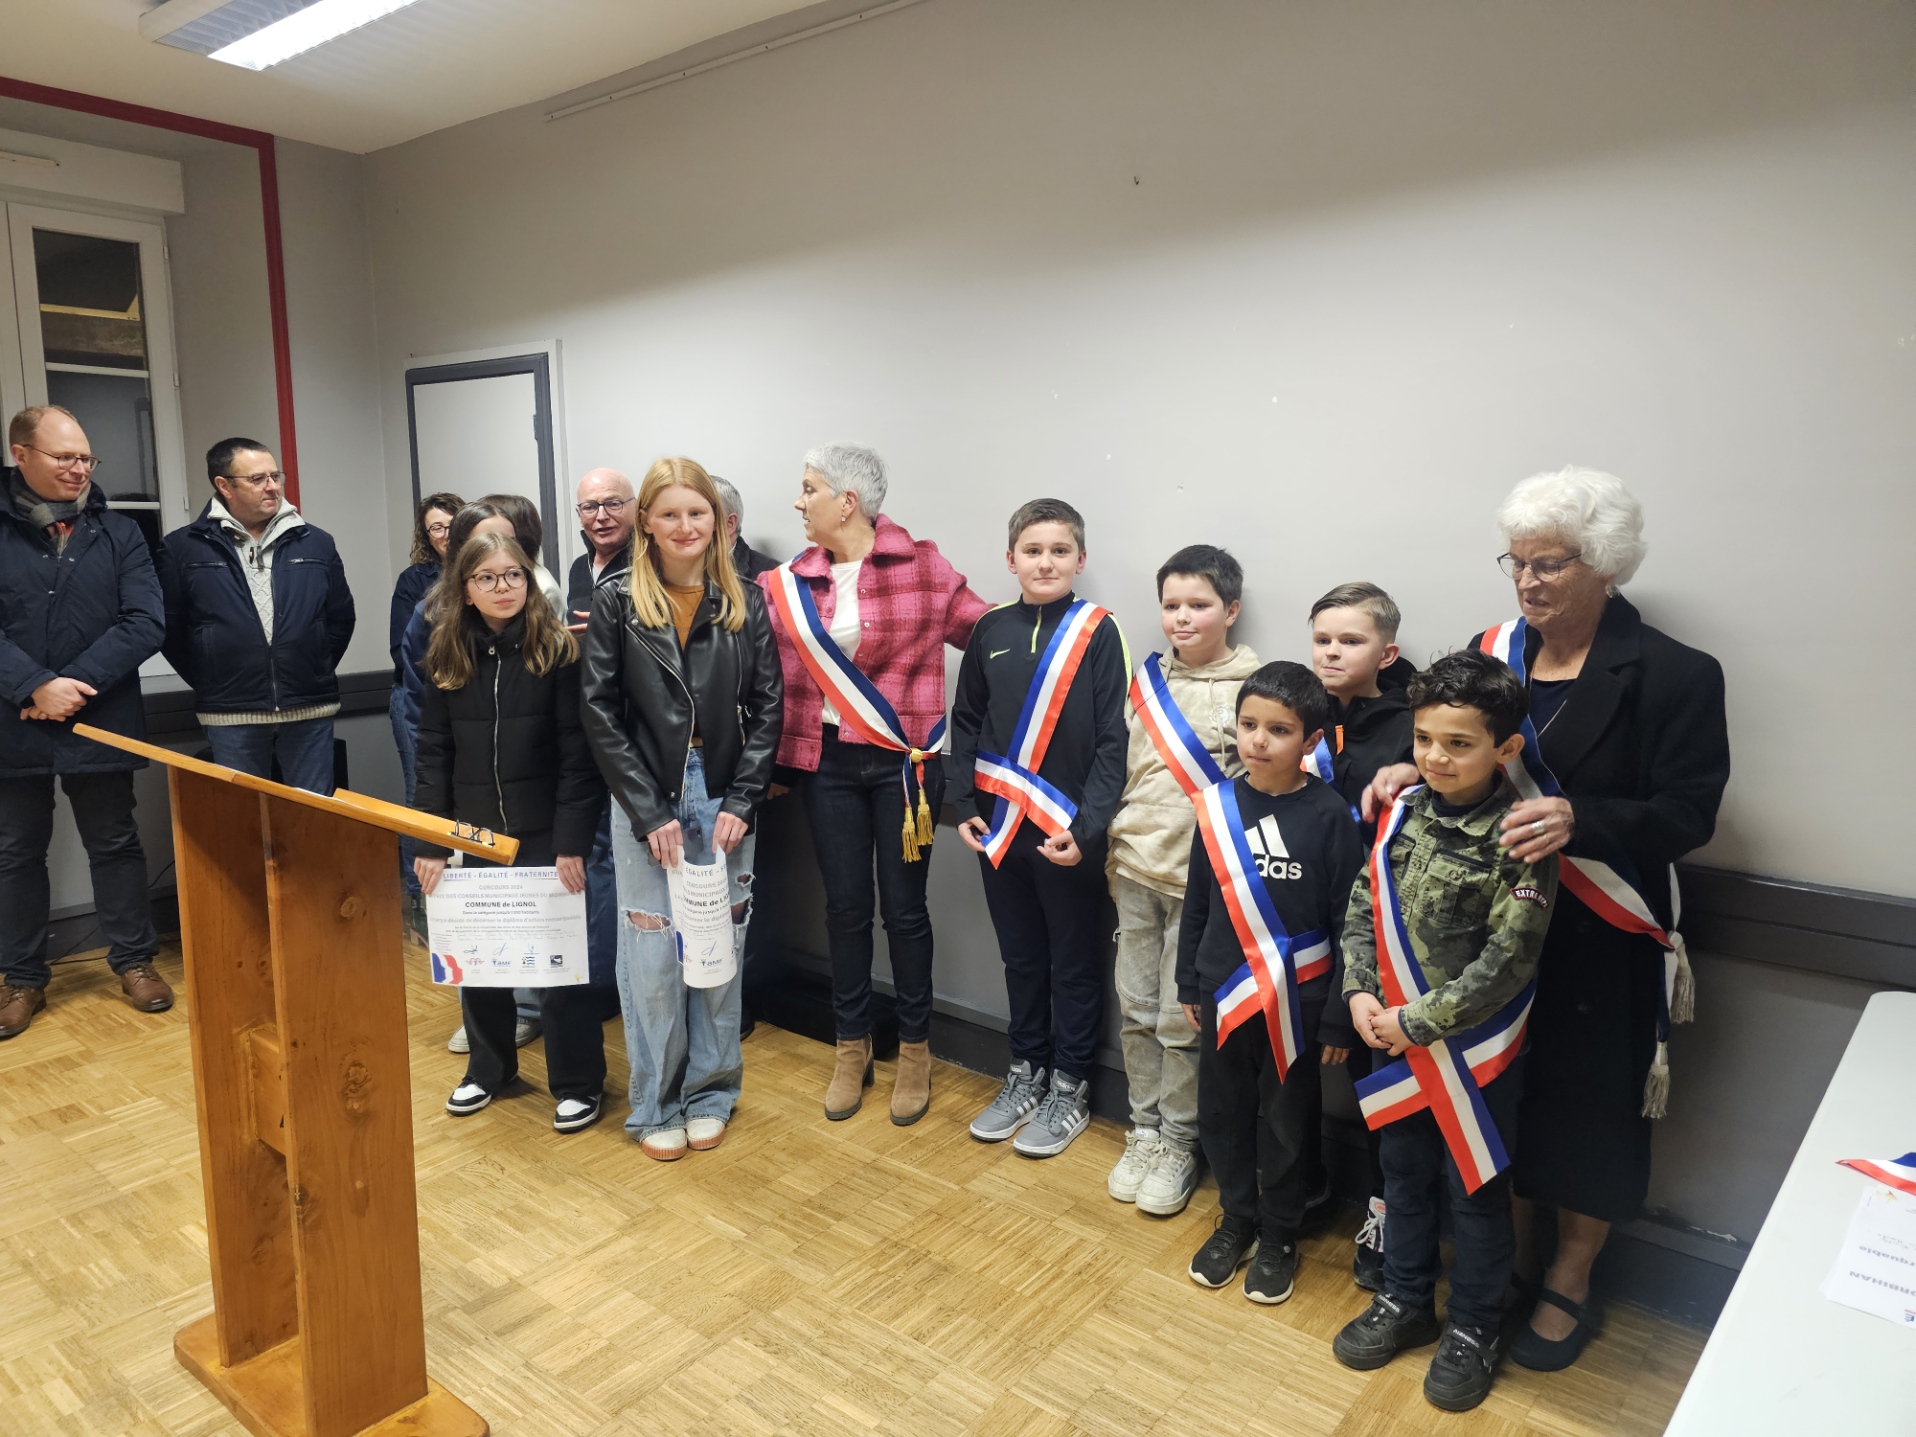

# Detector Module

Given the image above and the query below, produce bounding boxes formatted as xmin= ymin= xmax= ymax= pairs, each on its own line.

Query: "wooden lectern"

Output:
xmin=78 ymin=725 xmax=513 ymax=1437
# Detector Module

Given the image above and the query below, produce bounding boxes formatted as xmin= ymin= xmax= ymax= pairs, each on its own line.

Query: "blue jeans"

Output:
xmin=1380 ymin=1056 xmax=1524 ymax=1333
xmin=610 ymin=746 xmax=753 ymax=1139
xmin=204 ymin=716 xmax=336 ymax=794
xmin=390 ymin=685 xmax=420 ymax=895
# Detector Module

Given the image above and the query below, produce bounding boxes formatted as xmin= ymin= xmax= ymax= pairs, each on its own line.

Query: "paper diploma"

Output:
xmin=668 ymin=857 xmax=737 ymax=989
xmin=1822 ymin=1184 xmax=1916 ymax=1327
xmin=425 ymin=866 xmax=589 ymax=987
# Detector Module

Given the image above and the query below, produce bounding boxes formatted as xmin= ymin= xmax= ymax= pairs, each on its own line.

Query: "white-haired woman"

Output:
xmin=1366 ymin=467 xmax=1728 ymax=1374
xmin=758 ymin=444 xmax=989 ymax=1126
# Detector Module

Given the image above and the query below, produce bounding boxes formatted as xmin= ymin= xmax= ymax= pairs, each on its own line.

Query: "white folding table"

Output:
xmin=1666 ymin=989 xmax=1916 ymax=1435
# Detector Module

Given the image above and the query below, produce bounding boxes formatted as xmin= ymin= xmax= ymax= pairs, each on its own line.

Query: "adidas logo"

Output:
xmin=1245 ymin=816 xmax=1301 ymax=880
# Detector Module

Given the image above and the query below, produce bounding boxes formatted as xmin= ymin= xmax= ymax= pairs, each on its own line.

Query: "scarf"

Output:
xmin=9 ymin=470 xmax=86 ymax=551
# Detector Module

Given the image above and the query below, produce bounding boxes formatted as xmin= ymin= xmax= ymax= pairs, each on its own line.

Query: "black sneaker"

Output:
xmin=1332 ymin=1293 xmax=1442 ymax=1370
xmin=1352 ymin=1196 xmax=1386 ymax=1292
xmin=1188 ymin=1215 xmax=1258 ymax=1288
xmin=1424 ymin=1322 xmax=1499 ymax=1412
xmin=1243 ymin=1240 xmax=1296 ymax=1304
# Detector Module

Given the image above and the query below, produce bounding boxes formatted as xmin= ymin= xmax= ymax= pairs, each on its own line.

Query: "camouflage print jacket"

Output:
xmin=1340 ymin=779 xmax=1559 ymax=1047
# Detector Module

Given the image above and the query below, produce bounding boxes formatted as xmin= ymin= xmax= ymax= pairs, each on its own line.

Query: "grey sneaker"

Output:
xmin=1108 ymin=1128 xmax=1162 ymax=1202
xmin=1136 ymin=1141 xmax=1199 ymax=1216
xmin=447 ymin=1025 xmax=471 ymax=1054
xmin=514 ymin=1015 xmax=542 ymax=1048
xmin=1012 ymin=1071 xmax=1090 ymax=1157
xmin=970 ymin=1060 xmax=1048 ymax=1142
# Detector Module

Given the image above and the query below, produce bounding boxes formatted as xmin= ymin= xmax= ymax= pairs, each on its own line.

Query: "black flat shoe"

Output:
xmin=1508 ymin=1288 xmax=1596 ymax=1371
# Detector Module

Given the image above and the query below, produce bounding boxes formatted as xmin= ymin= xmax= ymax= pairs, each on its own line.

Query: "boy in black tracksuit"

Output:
xmin=1308 ymin=583 xmax=1417 ymax=1289
xmin=949 ymin=499 xmax=1129 ymax=1159
xmin=1176 ymin=662 xmax=1364 ymax=1304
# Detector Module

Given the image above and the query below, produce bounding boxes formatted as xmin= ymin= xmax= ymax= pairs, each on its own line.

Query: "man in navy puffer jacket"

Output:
xmin=160 ymin=437 xmax=354 ymax=794
xmin=0 ymin=406 xmax=171 ymax=1040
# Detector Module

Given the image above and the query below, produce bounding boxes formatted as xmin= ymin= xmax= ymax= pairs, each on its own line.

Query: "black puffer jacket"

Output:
xmin=580 ymin=573 xmax=782 ymax=839
xmin=413 ymin=615 xmax=604 ymax=859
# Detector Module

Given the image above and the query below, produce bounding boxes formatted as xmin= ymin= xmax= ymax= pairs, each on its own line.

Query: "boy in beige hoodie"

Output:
xmin=1106 ymin=545 xmax=1261 ymax=1215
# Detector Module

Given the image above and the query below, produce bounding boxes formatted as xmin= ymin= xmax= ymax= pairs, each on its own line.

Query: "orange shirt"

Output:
xmin=665 ymin=582 xmax=704 ymax=649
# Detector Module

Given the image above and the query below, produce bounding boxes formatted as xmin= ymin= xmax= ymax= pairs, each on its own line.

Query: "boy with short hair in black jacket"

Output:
xmin=1308 ymin=581 xmax=1417 ymax=1289
xmin=949 ymin=498 xmax=1129 ymax=1159
xmin=1175 ymin=661 xmax=1364 ymax=1305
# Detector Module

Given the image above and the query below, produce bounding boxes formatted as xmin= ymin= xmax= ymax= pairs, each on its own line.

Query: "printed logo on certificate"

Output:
xmin=424 ymin=866 xmax=590 ymax=987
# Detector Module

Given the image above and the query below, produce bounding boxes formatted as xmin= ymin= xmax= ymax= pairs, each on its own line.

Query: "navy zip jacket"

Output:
xmin=159 ymin=504 xmax=356 ymax=715
xmin=0 ymin=474 xmax=165 ymax=775
xmin=947 ymin=594 xmax=1129 ymax=844
xmin=388 ymin=560 xmax=438 ymax=684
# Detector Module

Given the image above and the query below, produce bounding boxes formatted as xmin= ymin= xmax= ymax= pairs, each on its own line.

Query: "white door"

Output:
xmin=3 ymin=203 xmax=190 ymax=537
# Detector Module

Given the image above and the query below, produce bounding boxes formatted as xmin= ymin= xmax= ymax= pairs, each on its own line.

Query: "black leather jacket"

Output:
xmin=581 ymin=572 xmax=783 ymax=838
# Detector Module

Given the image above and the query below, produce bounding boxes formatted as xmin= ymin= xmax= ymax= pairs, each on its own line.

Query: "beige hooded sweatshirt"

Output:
xmin=1107 ymin=642 xmax=1263 ymax=897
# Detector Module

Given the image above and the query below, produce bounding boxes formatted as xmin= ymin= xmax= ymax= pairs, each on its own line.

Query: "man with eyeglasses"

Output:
xmin=1 ymin=405 xmax=173 ymax=1039
xmin=159 ymin=437 xmax=355 ymax=794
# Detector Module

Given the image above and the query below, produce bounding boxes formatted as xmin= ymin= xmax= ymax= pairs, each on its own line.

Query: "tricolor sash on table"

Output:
xmin=1129 ymin=651 xmax=1228 ymax=800
xmin=1351 ymin=788 xmax=1529 ymax=1194
xmin=766 ymin=563 xmax=943 ymax=860
xmin=1195 ymin=779 xmax=1331 ymax=1081
xmin=1838 ymin=1153 xmax=1916 ymax=1198
xmin=975 ymin=600 xmax=1109 ymax=866
xmin=1480 ymin=617 xmax=1694 ymax=1116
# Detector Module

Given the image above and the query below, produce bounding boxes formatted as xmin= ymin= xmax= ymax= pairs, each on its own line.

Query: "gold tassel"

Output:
xmin=901 ymin=807 xmax=921 ymax=864
xmin=916 ymin=787 xmax=935 ymax=849
xmin=1669 ymin=932 xmax=1696 ymax=1025
xmin=1641 ymin=1039 xmax=1670 ymax=1119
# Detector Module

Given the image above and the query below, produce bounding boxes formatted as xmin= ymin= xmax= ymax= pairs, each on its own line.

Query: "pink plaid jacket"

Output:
xmin=759 ymin=514 xmax=992 ymax=772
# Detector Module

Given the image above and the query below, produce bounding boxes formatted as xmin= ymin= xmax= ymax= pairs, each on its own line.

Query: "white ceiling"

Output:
xmin=2 ymin=0 xmax=824 ymax=154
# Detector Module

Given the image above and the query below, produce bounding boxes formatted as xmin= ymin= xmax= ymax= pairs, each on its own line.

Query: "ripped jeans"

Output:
xmin=610 ymin=745 xmax=754 ymax=1139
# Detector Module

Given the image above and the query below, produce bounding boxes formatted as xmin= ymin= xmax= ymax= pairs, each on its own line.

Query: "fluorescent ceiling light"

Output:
xmin=206 ymin=0 xmax=423 ymax=70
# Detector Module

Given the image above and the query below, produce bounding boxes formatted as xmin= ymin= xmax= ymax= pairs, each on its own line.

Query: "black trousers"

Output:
xmin=460 ymin=984 xmax=607 ymax=1102
xmin=1198 ymin=990 xmax=1324 ymax=1240
xmin=976 ymin=825 xmax=1108 ymax=1081
xmin=0 ymin=770 xmax=158 ymax=987
xmin=1380 ymin=1056 xmax=1524 ymax=1334
xmin=801 ymin=731 xmax=944 ymax=1043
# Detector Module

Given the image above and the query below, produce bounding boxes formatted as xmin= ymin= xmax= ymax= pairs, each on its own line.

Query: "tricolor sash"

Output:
xmin=1128 ymin=651 xmax=1228 ymax=800
xmin=1300 ymin=733 xmax=1361 ymax=823
xmin=767 ymin=563 xmax=943 ymax=859
xmin=1195 ymin=779 xmax=1331 ymax=1080
xmin=1480 ymin=617 xmax=1694 ymax=1116
xmin=975 ymin=600 xmax=1110 ymax=866
xmin=1351 ymin=788 xmax=1530 ymax=1194
xmin=1839 ymin=1154 xmax=1916 ymax=1198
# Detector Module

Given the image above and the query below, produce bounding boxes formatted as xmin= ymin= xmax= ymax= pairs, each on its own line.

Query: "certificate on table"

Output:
xmin=424 ymin=866 xmax=589 ymax=987
xmin=1823 ymin=1185 xmax=1916 ymax=1327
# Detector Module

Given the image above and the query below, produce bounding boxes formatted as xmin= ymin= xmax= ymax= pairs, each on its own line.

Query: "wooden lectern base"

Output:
xmin=176 ymin=1317 xmax=489 ymax=1437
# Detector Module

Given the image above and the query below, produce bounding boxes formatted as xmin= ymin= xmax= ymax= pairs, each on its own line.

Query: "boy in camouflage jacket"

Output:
xmin=1333 ymin=650 xmax=1558 ymax=1414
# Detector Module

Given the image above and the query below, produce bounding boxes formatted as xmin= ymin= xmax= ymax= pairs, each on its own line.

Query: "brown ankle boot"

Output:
xmin=824 ymin=1036 xmax=874 ymax=1121
xmin=891 ymin=1040 xmax=932 ymax=1126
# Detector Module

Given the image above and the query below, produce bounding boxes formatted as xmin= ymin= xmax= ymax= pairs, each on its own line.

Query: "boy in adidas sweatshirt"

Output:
xmin=1175 ymin=662 xmax=1364 ymax=1307
xmin=1105 ymin=544 xmax=1261 ymax=1217
xmin=949 ymin=498 xmax=1129 ymax=1160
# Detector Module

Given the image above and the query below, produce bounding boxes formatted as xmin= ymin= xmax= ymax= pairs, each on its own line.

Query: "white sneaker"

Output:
xmin=447 ymin=1025 xmax=470 ymax=1054
xmin=1108 ymin=1128 xmax=1163 ymax=1202
xmin=445 ymin=1082 xmax=491 ymax=1116
xmin=686 ymin=1117 xmax=727 ymax=1150
xmin=1137 ymin=1142 xmax=1199 ymax=1216
xmin=513 ymin=1016 xmax=542 ymax=1048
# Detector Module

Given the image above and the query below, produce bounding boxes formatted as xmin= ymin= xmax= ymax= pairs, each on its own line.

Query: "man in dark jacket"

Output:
xmin=711 ymin=476 xmax=779 ymax=579
xmin=160 ymin=438 xmax=355 ymax=793
xmin=1 ymin=406 xmax=172 ymax=1039
xmin=564 ymin=467 xmax=634 ymax=634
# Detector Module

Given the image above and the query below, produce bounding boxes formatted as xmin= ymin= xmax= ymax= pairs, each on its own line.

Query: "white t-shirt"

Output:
xmin=819 ymin=559 xmax=863 ymax=728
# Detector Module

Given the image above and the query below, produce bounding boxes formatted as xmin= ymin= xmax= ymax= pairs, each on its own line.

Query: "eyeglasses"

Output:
xmin=26 ymin=447 xmax=102 ymax=473
xmin=425 ymin=522 xmax=452 ymax=538
xmin=576 ymin=498 xmax=630 ymax=518
xmin=1498 ymin=551 xmax=1582 ymax=581
xmin=220 ymin=471 xmax=285 ymax=489
xmin=468 ymin=568 xmax=527 ymax=592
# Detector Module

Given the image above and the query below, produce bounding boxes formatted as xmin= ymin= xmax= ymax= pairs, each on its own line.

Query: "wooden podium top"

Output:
xmin=76 ymin=722 xmax=521 ymax=864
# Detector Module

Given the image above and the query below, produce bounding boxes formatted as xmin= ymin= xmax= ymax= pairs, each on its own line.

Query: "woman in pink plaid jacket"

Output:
xmin=758 ymin=444 xmax=990 ymax=1128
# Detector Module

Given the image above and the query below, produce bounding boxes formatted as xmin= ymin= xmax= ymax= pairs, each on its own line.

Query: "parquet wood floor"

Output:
xmin=0 ymin=942 xmax=1704 ymax=1436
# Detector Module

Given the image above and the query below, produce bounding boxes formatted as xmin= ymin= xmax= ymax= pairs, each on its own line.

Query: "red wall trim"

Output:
xmin=0 ymin=75 xmax=302 ymax=504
